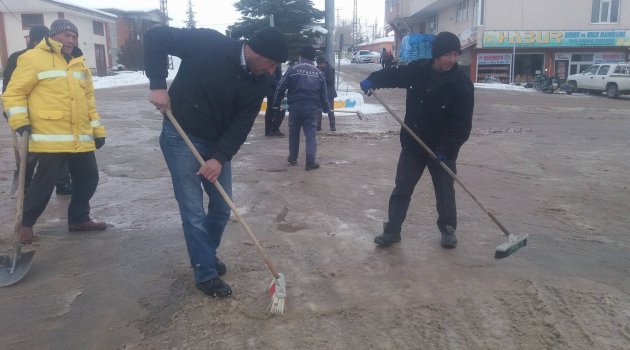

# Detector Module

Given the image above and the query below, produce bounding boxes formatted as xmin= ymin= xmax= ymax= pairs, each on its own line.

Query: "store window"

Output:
xmin=591 ymin=0 xmax=619 ymax=23
xmin=457 ymin=0 xmax=469 ymax=23
xmin=21 ymin=14 xmax=44 ymax=30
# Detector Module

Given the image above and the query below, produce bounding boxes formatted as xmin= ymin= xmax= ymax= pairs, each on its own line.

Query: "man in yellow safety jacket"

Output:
xmin=2 ymin=19 xmax=108 ymax=244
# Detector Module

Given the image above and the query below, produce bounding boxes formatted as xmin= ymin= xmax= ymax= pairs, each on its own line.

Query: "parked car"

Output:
xmin=351 ymin=50 xmax=378 ymax=63
xmin=565 ymin=63 xmax=630 ymax=98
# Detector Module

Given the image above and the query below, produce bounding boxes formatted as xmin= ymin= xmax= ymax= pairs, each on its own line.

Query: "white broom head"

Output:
xmin=268 ymin=273 xmax=286 ymax=315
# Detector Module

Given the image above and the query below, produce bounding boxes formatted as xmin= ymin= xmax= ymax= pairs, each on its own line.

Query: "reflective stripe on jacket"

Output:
xmin=2 ymin=38 xmax=105 ymax=153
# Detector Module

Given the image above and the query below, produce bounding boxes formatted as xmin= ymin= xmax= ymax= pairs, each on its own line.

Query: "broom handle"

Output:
xmin=14 ymin=132 xmax=28 ymax=243
xmin=164 ymin=110 xmax=281 ymax=279
xmin=370 ymin=90 xmax=512 ymax=237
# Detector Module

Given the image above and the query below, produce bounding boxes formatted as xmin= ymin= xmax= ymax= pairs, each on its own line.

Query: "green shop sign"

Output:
xmin=482 ymin=30 xmax=630 ymax=48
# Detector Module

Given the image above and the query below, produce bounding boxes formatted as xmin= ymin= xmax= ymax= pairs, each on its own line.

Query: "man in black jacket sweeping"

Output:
xmin=360 ymin=32 xmax=474 ymax=249
xmin=144 ymin=26 xmax=288 ymax=298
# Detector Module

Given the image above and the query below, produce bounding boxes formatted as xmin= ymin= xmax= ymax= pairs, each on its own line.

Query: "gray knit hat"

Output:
xmin=49 ymin=19 xmax=78 ymax=37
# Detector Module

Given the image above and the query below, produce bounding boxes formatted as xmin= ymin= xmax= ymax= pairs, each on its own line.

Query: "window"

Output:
xmin=427 ymin=14 xmax=438 ymax=33
xmin=457 ymin=0 xmax=469 ymax=23
xmin=584 ymin=65 xmax=599 ymax=74
xmin=93 ymin=21 xmax=104 ymax=36
xmin=597 ymin=65 xmax=611 ymax=75
xmin=591 ymin=0 xmax=619 ymax=23
xmin=21 ymin=14 xmax=44 ymax=30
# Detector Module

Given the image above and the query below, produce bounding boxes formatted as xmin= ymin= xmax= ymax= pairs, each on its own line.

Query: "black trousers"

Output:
xmin=387 ymin=150 xmax=457 ymax=234
xmin=264 ymin=96 xmax=286 ymax=134
xmin=24 ymin=153 xmax=71 ymax=190
xmin=22 ymin=152 xmax=99 ymax=226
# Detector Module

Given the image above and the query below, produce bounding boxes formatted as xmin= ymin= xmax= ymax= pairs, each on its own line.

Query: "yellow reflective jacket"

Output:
xmin=2 ymin=38 xmax=105 ymax=153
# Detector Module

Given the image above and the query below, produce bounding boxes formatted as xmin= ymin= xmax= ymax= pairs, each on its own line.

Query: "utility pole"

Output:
xmin=160 ymin=0 xmax=168 ymax=25
xmin=352 ymin=0 xmax=357 ymax=52
xmin=325 ymin=0 xmax=334 ymax=64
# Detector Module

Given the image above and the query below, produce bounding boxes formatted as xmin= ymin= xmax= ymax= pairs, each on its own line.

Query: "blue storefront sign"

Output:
xmin=482 ymin=30 xmax=630 ymax=48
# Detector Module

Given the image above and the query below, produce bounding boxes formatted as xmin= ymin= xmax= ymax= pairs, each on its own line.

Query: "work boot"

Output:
xmin=68 ymin=220 xmax=107 ymax=232
xmin=215 ymin=257 xmax=226 ymax=277
xmin=440 ymin=225 xmax=458 ymax=249
xmin=196 ymin=277 xmax=232 ymax=298
xmin=374 ymin=222 xmax=401 ymax=247
xmin=19 ymin=226 xmax=34 ymax=244
xmin=305 ymin=162 xmax=320 ymax=171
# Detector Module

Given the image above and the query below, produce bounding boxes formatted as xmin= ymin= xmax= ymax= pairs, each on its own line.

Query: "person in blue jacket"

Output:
xmin=272 ymin=45 xmax=329 ymax=171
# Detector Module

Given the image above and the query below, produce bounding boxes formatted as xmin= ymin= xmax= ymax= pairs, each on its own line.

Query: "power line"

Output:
xmin=0 ymin=0 xmax=23 ymax=24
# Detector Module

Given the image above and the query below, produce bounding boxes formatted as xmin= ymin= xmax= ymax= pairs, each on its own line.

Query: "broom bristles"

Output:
xmin=268 ymin=273 xmax=286 ymax=315
xmin=495 ymin=234 xmax=528 ymax=259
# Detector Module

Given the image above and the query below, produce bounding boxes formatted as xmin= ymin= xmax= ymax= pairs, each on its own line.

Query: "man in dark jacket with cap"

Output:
xmin=360 ymin=31 xmax=474 ymax=250
xmin=316 ymin=55 xmax=337 ymax=131
xmin=273 ymin=45 xmax=329 ymax=171
xmin=144 ymin=26 xmax=288 ymax=298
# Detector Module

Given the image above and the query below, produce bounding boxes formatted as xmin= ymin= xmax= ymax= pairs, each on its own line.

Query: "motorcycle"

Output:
xmin=533 ymin=74 xmax=561 ymax=93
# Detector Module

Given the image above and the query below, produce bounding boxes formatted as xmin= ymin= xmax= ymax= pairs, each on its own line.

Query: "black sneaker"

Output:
xmin=374 ymin=233 xmax=401 ymax=247
xmin=440 ymin=226 xmax=458 ymax=249
xmin=305 ymin=162 xmax=320 ymax=171
xmin=287 ymin=157 xmax=298 ymax=166
xmin=215 ymin=257 xmax=226 ymax=276
xmin=196 ymin=277 xmax=232 ymax=298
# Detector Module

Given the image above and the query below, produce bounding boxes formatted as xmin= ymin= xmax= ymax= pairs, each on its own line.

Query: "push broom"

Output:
xmin=369 ymin=90 xmax=528 ymax=259
xmin=165 ymin=110 xmax=286 ymax=314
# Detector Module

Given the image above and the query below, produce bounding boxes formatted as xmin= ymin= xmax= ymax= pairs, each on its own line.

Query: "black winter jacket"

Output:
xmin=367 ymin=59 xmax=474 ymax=159
xmin=2 ymin=49 xmax=27 ymax=93
xmin=143 ymin=26 xmax=271 ymax=164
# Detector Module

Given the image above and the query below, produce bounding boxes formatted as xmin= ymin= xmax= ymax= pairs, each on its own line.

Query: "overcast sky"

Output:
xmin=60 ymin=0 xmax=385 ymax=33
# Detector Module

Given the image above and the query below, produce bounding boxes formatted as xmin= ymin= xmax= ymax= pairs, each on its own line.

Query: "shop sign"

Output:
xmin=483 ymin=30 xmax=630 ymax=48
xmin=593 ymin=52 xmax=625 ymax=63
xmin=555 ymin=53 xmax=571 ymax=60
xmin=478 ymin=53 xmax=512 ymax=65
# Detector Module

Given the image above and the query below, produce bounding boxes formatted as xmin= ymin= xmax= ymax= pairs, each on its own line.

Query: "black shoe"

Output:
xmin=440 ymin=226 xmax=458 ymax=249
xmin=215 ymin=257 xmax=226 ymax=276
xmin=330 ymin=126 xmax=336 ymax=131
xmin=287 ymin=156 xmax=298 ymax=166
xmin=196 ymin=277 xmax=232 ymax=298
xmin=56 ymin=183 xmax=72 ymax=195
xmin=271 ymin=130 xmax=285 ymax=137
xmin=305 ymin=162 xmax=320 ymax=171
xmin=374 ymin=233 xmax=401 ymax=247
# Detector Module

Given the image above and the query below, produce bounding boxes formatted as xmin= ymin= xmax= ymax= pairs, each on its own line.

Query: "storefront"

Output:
xmin=472 ymin=30 xmax=630 ymax=83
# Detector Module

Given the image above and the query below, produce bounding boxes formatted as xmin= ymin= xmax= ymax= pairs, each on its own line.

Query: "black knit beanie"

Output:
xmin=28 ymin=25 xmax=49 ymax=46
xmin=248 ymin=27 xmax=288 ymax=63
xmin=432 ymin=31 xmax=462 ymax=58
xmin=49 ymin=19 xmax=78 ymax=37
xmin=299 ymin=45 xmax=316 ymax=61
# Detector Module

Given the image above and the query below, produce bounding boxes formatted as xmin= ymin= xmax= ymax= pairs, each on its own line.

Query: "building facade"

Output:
xmin=385 ymin=0 xmax=630 ymax=83
xmin=0 ymin=0 xmax=117 ymax=76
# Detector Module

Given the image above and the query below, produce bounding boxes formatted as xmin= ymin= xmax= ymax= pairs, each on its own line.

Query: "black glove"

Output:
xmin=95 ymin=137 xmax=105 ymax=149
xmin=15 ymin=125 xmax=31 ymax=136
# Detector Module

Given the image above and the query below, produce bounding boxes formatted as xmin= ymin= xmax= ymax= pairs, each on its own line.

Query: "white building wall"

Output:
xmin=1 ymin=0 xmax=114 ymax=71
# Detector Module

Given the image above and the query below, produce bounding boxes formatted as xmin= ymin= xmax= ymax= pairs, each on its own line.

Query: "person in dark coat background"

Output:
xmin=360 ymin=31 xmax=474 ymax=250
xmin=264 ymin=65 xmax=286 ymax=137
xmin=316 ymin=55 xmax=337 ymax=131
xmin=273 ymin=45 xmax=329 ymax=171
xmin=144 ymin=25 xmax=288 ymax=298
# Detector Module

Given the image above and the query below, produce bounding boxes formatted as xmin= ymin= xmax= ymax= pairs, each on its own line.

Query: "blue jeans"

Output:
xmin=288 ymin=106 xmax=318 ymax=165
xmin=160 ymin=120 xmax=232 ymax=284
